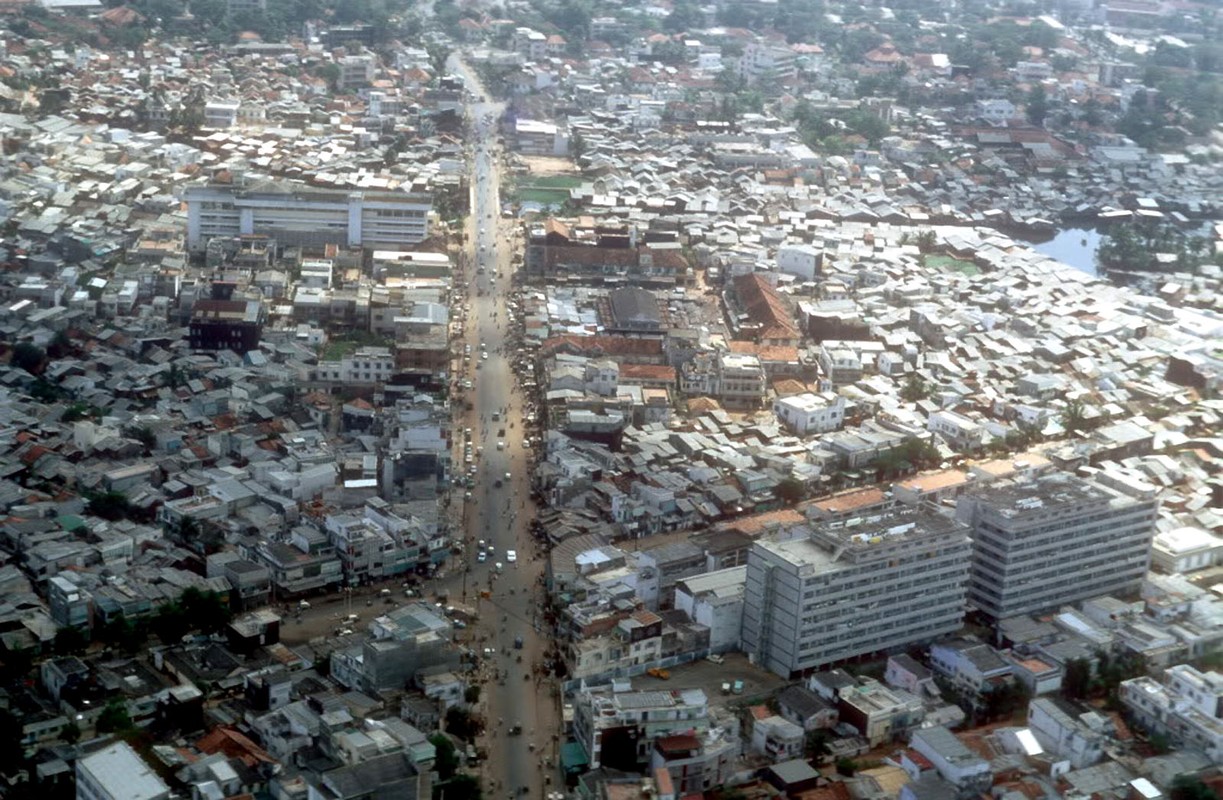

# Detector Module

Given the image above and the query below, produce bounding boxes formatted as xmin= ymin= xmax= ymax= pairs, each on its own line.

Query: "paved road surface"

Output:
xmin=447 ymin=54 xmax=561 ymax=800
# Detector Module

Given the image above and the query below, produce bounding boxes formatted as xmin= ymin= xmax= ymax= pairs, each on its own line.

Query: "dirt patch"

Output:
xmin=521 ymin=156 xmax=577 ymax=176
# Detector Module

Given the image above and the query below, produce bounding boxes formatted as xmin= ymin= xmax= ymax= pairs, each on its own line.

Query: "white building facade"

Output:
xmin=185 ymin=183 xmax=431 ymax=252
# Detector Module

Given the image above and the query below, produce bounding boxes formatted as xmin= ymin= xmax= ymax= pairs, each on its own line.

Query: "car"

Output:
xmin=477 ymin=551 xmax=486 ymax=563
xmin=464 ymin=344 xmax=471 ymax=354
xmin=504 ymin=472 xmax=512 ymax=481
xmin=494 ymin=562 xmax=503 ymax=572
xmin=463 ymin=379 xmax=473 ymax=390
xmin=453 ymin=620 xmax=467 ymax=629
xmin=477 ymin=539 xmax=486 ymax=549
xmin=481 ymin=352 xmax=488 ymax=360
xmin=506 ymin=550 xmax=517 ymax=563
xmin=496 ymin=440 xmax=505 ymax=450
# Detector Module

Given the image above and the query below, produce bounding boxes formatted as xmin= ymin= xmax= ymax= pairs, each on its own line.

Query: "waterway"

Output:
xmin=1024 ymin=227 xmax=1103 ymax=276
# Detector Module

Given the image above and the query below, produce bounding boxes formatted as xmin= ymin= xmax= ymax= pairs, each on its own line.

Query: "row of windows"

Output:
xmin=371 ymin=209 xmax=426 ymax=218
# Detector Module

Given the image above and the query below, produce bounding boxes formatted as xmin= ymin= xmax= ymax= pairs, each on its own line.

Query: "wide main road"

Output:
xmin=448 ymin=55 xmax=559 ymax=799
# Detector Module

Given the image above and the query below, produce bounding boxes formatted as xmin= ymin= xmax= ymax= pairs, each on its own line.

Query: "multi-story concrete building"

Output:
xmin=741 ymin=509 xmax=972 ymax=678
xmin=955 ymin=473 xmax=1158 ymax=620
xmin=649 ymin=731 xmax=739 ymax=795
xmin=773 ymin=392 xmax=846 ymax=435
xmin=1120 ymin=665 xmax=1223 ymax=763
xmin=314 ymin=347 xmax=396 ymax=385
xmin=573 ymin=688 xmax=710 ymax=770
xmin=185 ymin=183 xmax=431 ymax=252
xmin=188 ymin=299 xmax=265 ymax=353
xmin=337 ymin=54 xmax=377 ymax=89
xmin=674 ymin=567 xmax=747 ymax=653
xmin=680 ymin=351 xmax=768 ymax=410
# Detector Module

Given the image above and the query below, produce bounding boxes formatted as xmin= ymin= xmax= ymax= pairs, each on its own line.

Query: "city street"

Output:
xmin=448 ymin=56 xmax=561 ymax=799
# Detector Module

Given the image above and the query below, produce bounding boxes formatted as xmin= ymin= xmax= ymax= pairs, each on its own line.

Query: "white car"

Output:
xmin=494 ymin=562 xmax=503 ymax=572
xmin=496 ymin=440 xmax=505 ymax=450
xmin=481 ymin=352 xmax=488 ymax=360
xmin=506 ymin=550 xmax=517 ymax=563
xmin=477 ymin=551 xmax=487 ymax=563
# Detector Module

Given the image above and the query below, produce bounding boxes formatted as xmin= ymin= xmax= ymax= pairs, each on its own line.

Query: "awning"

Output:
xmin=560 ymin=742 xmax=589 ymax=772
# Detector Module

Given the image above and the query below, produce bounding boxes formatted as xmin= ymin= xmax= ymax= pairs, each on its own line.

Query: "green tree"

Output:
xmin=1171 ymin=777 xmax=1216 ymax=800
xmin=464 ymin=685 xmax=481 ymax=704
xmin=835 ymin=757 xmax=859 ymax=777
xmin=980 ymin=681 xmax=1029 ymax=723
xmin=664 ymin=0 xmax=702 ymax=33
xmin=0 ymin=709 xmax=25 ymax=768
xmin=429 ymin=733 xmax=460 ymax=780
xmin=433 ymin=774 xmax=482 ymax=800
xmin=54 ymin=626 xmax=89 ymax=655
xmin=1060 ymin=399 xmax=1091 ymax=436
xmin=96 ymin=700 xmax=134 ymax=734
xmin=1026 ymin=84 xmax=1049 ymax=126
xmin=10 ymin=342 xmax=45 ymax=373
xmin=61 ymin=721 xmax=81 ymax=745
xmin=901 ymin=374 xmax=929 ymax=402
xmin=180 ymin=588 xmax=232 ymax=634
xmin=150 ymin=601 xmax=190 ymax=644
xmin=87 ymin=491 xmax=134 ymax=522
xmin=47 ymin=331 xmax=73 ymax=359
xmin=774 ymin=477 xmax=807 ymax=506
xmin=1062 ymin=657 xmax=1092 ymax=701
xmin=444 ymin=706 xmax=484 ymax=742
xmin=806 ymin=729 xmax=832 ymax=761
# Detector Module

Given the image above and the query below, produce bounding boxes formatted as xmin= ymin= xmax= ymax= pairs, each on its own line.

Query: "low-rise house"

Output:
xmin=908 ymin=726 xmax=992 ymax=799
xmin=772 ymin=392 xmax=846 ymax=435
xmin=750 ymin=710 xmax=805 ymax=762
xmin=776 ymin=684 xmax=838 ymax=732
xmin=885 ymin=654 xmax=938 ymax=698
xmin=1026 ymin=696 xmax=1109 ymax=768
xmin=648 ymin=731 xmax=740 ymax=795
xmin=838 ymin=678 xmax=926 ymax=746
xmin=1120 ymin=665 xmax=1223 ymax=763
xmin=928 ymin=640 xmax=1014 ymax=704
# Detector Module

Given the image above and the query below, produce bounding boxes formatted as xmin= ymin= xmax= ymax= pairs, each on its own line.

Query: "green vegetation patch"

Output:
xmin=510 ymin=175 xmax=582 ymax=206
xmin=924 ymin=255 xmax=980 ymax=276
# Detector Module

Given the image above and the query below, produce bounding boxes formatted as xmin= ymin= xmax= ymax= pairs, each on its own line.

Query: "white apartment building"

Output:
xmin=1121 ymin=667 xmax=1223 ymax=762
xmin=717 ymin=351 xmax=767 ymax=409
xmin=927 ymin=409 xmax=985 ymax=450
xmin=955 ymin=473 xmax=1158 ymax=620
xmin=738 ymin=42 xmax=798 ymax=84
xmin=203 ymin=100 xmax=240 ymax=129
xmin=573 ymin=688 xmax=710 ymax=769
xmin=741 ymin=509 xmax=972 ymax=678
xmin=314 ymin=347 xmax=395 ymax=385
xmin=773 ymin=392 xmax=846 ymax=435
xmin=775 ymin=243 xmax=823 ymax=281
xmin=338 ymin=54 xmax=377 ymax=89
xmin=674 ymin=567 xmax=747 ymax=653
xmin=77 ymin=742 xmax=170 ymax=800
xmin=185 ymin=183 xmax=431 ymax=252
